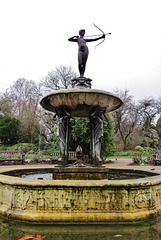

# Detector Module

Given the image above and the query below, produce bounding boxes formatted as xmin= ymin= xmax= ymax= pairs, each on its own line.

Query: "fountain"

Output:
xmin=0 ymin=28 xmax=161 ymax=224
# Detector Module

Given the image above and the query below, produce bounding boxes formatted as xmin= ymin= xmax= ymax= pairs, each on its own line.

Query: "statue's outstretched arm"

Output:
xmin=85 ymin=34 xmax=105 ymax=42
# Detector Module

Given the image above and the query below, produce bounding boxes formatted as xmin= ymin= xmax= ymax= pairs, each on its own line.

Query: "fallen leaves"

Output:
xmin=0 ymin=219 xmax=8 ymax=223
xmin=33 ymin=235 xmax=47 ymax=240
xmin=14 ymin=234 xmax=34 ymax=240
xmin=114 ymin=234 xmax=122 ymax=238
xmin=14 ymin=234 xmax=46 ymax=240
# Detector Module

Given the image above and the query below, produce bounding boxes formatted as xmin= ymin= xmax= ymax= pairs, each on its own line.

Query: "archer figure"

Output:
xmin=68 ymin=29 xmax=105 ymax=77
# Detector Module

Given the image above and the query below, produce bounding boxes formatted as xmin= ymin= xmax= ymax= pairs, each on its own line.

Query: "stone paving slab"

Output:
xmin=0 ymin=158 xmax=161 ymax=171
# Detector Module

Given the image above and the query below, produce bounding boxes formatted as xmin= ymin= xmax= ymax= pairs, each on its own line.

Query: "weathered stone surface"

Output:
xmin=0 ymin=167 xmax=161 ymax=222
xmin=40 ymin=89 xmax=123 ymax=117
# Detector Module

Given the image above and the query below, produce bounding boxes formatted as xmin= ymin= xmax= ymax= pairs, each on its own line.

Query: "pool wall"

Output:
xmin=0 ymin=167 xmax=161 ymax=223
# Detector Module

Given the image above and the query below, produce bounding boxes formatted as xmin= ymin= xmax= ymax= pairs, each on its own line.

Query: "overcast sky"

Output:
xmin=0 ymin=0 xmax=161 ymax=101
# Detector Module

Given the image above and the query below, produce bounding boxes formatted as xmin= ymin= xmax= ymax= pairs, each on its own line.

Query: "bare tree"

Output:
xmin=156 ymin=96 xmax=161 ymax=145
xmin=39 ymin=65 xmax=77 ymax=146
xmin=41 ymin=65 xmax=77 ymax=93
xmin=137 ymin=97 xmax=159 ymax=146
xmin=112 ymin=89 xmax=139 ymax=150
xmin=138 ymin=97 xmax=158 ymax=131
xmin=0 ymin=91 xmax=13 ymax=117
xmin=9 ymin=78 xmax=42 ymax=143
xmin=156 ymin=117 xmax=161 ymax=144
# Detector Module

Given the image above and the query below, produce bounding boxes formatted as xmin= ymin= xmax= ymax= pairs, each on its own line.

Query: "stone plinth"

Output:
xmin=52 ymin=167 xmax=109 ymax=180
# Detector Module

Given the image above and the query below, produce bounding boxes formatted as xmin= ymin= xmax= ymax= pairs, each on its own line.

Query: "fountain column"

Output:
xmin=55 ymin=107 xmax=70 ymax=165
xmin=90 ymin=106 xmax=106 ymax=165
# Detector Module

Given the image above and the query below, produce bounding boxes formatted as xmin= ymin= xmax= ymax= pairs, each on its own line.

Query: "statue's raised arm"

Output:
xmin=68 ymin=36 xmax=79 ymax=42
xmin=68 ymin=29 xmax=105 ymax=78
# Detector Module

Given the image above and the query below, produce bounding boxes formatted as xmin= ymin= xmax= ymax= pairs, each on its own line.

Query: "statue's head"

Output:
xmin=79 ymin=29 xmax=85 ymax=37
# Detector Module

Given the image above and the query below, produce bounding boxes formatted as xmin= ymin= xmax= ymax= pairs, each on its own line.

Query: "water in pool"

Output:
xmin=0 ymin=218 xmax=161 ymax=240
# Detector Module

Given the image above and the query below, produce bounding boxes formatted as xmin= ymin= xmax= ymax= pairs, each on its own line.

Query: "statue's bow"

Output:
xmin=93 ymin=23 xmax=105 ymax=48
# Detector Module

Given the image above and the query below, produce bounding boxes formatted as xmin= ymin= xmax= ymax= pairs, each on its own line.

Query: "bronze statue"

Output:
xmin=68 ymin=29 xmax=105 ymax=77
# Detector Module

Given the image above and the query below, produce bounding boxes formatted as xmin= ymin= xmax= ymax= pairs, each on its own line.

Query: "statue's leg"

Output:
xmin=78 ymin=51 xmax=83 ymax=77
xmin=81 ymin=49 xmax=88 ymax=77
xmin=78 ymin=64 xmax=83 ymax=77
xmin=82 ymin=62 xmax=86 ymax=77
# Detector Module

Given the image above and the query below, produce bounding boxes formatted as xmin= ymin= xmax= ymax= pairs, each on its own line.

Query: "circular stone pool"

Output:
xmin=0 ymin=166 xmax=161 ymax=223
xmin=2 ymin=167 xmax=158 ymax=180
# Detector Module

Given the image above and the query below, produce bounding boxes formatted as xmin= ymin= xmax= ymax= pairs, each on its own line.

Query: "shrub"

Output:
xmin=133 ymin=146 xmax=153 ymax=164
xmin=10 ymin=143 xmax=36 ymax=153
xmin=31 ymin=155 xmax=41 ymax=163
xmin=0 ymin=116 xmax=21 ymax=144
xmin=135 ymin=146 xmax=144 ymax=152
xmin=133 ymin=146 xmax=144 ymax=164
xmin=0 ymin=146 xmax=8 ymax=151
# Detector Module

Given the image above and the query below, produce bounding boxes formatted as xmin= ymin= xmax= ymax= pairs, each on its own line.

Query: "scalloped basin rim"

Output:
xmin=41 ymin=88 xmax=121 ymax=98
xmin=40 ymin=88 xmax=123 ymax=116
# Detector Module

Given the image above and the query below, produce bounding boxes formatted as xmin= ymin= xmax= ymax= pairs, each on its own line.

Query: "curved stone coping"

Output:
xmin=40 ymin=88 xmax=123 ymax=116
xmin=1 ymin=167 xmax=161 ymax=223
xmin=0 ymin=167 xmax=160 ymax=187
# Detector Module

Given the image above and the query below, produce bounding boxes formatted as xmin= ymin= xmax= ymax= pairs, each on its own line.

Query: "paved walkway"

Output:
xmin=103 ymin=158 xmax=161 ymax=171
xmin=0 ymin=158 xmax=161 ymax=171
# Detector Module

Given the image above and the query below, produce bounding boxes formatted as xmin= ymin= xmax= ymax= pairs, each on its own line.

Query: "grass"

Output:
xmin=110 ymin=151 xmax=133 ymax=159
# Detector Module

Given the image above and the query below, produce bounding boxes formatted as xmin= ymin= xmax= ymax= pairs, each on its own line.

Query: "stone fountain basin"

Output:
xmin=40 ymin=88 xmax=123 ymax=116
xmin=0 ymin=166 xmax=161 ymax=223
